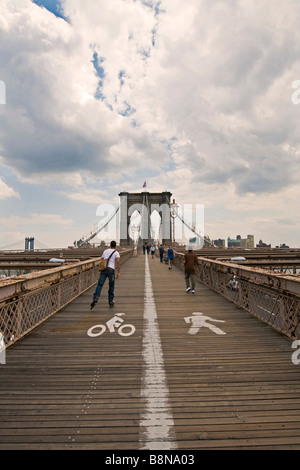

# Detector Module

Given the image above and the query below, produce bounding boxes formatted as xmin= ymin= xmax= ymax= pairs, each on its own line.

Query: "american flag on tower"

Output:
xmin=143 ymin=181 xmax=146 ymax=188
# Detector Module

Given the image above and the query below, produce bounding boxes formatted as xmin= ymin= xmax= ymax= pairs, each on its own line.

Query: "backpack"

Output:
xmin=99 ymin=250 xmax=116 ymax=271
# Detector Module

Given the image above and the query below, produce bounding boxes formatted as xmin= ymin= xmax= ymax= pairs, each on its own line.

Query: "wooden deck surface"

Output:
xmin=1 ymin=253 xmax=300 ymax=450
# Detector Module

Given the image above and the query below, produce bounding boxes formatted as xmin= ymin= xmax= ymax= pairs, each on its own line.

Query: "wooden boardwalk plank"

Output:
xmin=0 ymin=252 xmax=300 ymax=450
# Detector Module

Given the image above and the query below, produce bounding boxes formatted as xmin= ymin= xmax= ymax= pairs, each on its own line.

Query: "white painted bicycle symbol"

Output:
xmin=87 ymin=313 xmax=136 ymax=337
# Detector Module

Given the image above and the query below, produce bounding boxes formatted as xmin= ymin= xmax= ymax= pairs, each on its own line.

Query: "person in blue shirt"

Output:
xmin=167 ymin=245 xmax=174 ymax=270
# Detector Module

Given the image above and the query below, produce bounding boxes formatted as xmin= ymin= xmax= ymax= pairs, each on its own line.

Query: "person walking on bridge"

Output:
xmin=159 ymin=244 xmax=164 ymax=262
xmin=167 ymin=245 xmax=174 ymax=270
xmin=184 ymin=245 xmax=198 ymax=294
xmin=90 ymin=241 xmax=120 ymax=309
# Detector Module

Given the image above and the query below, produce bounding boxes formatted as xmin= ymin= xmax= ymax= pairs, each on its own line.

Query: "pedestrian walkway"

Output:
xmin=0 ymin=253 xmax=300 ymax=450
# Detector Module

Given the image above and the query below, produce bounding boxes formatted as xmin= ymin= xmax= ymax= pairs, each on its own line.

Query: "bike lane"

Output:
xmin=85 ymin=253 xmax=177 ymax=450
xmin=0 ymin=253 xmax=146 ymax=450
xmin=71 ymin=253 xmax=146 ymax=449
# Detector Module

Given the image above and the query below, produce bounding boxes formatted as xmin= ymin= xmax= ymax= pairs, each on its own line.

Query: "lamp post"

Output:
xmin=170 ymin=199 xmax=179 ymax=244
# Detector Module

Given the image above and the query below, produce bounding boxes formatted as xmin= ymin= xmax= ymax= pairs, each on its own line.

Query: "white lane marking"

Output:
xmin=139 ymin=254 xmax=177 ymax=450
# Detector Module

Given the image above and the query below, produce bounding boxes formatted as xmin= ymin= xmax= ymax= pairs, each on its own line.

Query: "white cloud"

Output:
xmin=0 ymin=213 xmax=73 ymax=227
xmin=0 ymin=0 xmax=300 ymax=247
xmin=62 ymin=187 xmax=108 ymax=205
xmin=0 ymin=0 xmax=169 ymax=183
xmin=0 ymin=177 xmax=19 ymax=200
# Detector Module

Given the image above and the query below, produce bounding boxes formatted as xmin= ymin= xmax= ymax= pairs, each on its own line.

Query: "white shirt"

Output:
xmin=102 ymin=248 xmax=120 ymax=270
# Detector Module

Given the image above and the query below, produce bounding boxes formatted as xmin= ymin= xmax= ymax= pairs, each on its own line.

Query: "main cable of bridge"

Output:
xmin=165 ymin=194 xmax=214 ymax=247
xmin=77 ymin=197 xmax=127 ymax=247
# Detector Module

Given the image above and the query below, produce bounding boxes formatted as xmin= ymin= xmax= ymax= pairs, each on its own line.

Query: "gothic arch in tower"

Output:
xmin=118 ymin=191 xmax=172 ymax=246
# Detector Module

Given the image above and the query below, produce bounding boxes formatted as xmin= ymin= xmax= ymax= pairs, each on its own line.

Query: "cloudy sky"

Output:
xmin=0 ymin=0 xmax=300 ymax=249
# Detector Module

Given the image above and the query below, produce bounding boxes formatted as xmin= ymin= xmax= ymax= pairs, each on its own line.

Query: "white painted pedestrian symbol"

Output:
xmin=87 ymin=313 xmax=135 ymax=337
xmin=184 ymin=312 xmax=226 ymax=335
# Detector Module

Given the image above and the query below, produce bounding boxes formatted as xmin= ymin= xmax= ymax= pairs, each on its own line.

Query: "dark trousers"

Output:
xmin=93 ymin=268 xmax=115 ymax=303
xmin=185 ymin=272 xmax=195 ymax=289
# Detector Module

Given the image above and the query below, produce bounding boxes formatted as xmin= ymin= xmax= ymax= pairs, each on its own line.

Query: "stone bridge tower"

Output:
xmin=118 ymin=191 xmax=172 ymax=246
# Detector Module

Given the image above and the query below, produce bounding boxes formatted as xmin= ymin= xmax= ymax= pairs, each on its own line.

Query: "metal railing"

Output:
xmin=174 ymin=253 xmax=300 ymax=340
xmin=0 ymin=249 xmax=133 ymax=347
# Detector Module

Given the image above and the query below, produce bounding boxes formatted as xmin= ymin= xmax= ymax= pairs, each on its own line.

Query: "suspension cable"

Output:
xmin=78 ymin=204 xmax=120 ymax=247
xmin=165 ymin=194 xmax=214 ymax=247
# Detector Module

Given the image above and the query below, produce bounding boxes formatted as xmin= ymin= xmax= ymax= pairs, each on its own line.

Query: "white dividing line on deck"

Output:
xmin=139 ymin=254 xmax=177 ymax=450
